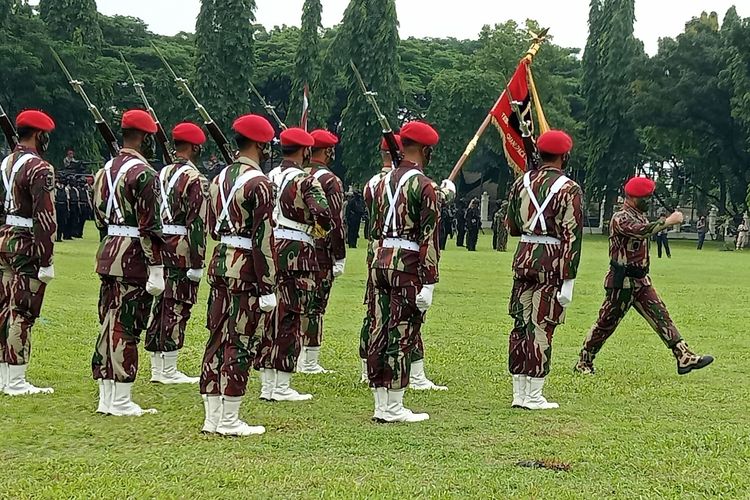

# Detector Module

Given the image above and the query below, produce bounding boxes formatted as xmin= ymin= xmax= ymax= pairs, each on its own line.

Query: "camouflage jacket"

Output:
xmin=207 ymin=157 xmax=276 ymax=295
xmin=305 ymin=161 xmax=346 ymax=269
xmin=605 ymin=203 xmax=664 ymax=289
xmin=274 ymin=159 xmax=332 ymax=273
xmin=493 ymin=207 xmax=507 ymax=231
xmin=363 ymin=166 xmax=391 ymax=266
xmin=93 ymin=148 xmax=163 ymax=280
xmin=158 ymin=157 xmax=209 ymax=270
xmin=368 ymin=160 xmax=440 ymax=285
xmin=0 ymin=145 xmax=57 ymax=270
xmin=506 ymin=165 xmax=583 ymax=284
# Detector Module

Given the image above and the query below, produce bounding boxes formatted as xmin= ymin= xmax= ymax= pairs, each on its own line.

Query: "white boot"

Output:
xmin=511 ymin=374 xmax=527 ymax=408
xmin=372 ymin=387 xmax=387 ymax=422
xmin=96 ymin=379 xmax=114 ymax=414
xmin=297 ymin=347 xmax=333 ymax=374
xmin=109 ymin=382 xmax=157 ymax=417
xmin=270 ymin=370 xmax=313 ymax=402
xmin=259 ymin=369 xmax=274 ymax=401
xmin=3 ymin=364 xmax=53 ymax=396
xmin=381 ymin=388 xmax=429 ymax=423
xmin=201 ymin=395 xmax=222 ymax=434
xmin=360 ymin=359 xmax=368 ymax=384
xmin=409 ymin=360 xmax=448 ymax=391
xmin=0 ymin=362 xmax=7 ymax=391
xmin=216 ymin=396 xmax=265 ymax=436
xmin=523 ymin=377 xmax=559 ymax=410
xmin=157 ymin=351 xmax=199 ymax=384
xmin=150 ymin=352 xmax=164 ymax=383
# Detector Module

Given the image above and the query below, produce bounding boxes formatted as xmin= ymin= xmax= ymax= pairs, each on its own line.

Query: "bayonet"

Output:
xmin=249 ymin=83 xmax=287 ymax=130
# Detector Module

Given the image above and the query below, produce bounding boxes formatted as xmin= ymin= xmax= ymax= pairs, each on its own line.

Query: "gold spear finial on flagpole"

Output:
xmin=524 ymin=28 xmax=549 ymax=61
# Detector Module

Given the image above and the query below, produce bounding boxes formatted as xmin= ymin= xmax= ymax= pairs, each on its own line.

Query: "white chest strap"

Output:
xmin=104 ymin=158 xmax=144 ymax=225
xmin=1 ymin=153 xmax=35 ymax=212
xmin=312 ymin=169 xmax=328 ymax=181
xmin=273 ymin=167 xmax=306 ymax=226
xmin=216 ymin=167 xmax=264 ymax=232
xmin=384 ymin=169 xmax=422 ymax=237
xmin=523 ymin=172 xmax=570 ymax=234
xmin=159 ymin=164 xmax=194 ymax=222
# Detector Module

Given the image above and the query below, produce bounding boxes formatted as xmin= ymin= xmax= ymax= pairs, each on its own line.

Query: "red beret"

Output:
xmin=232 ymin=114 xmax=275 ymax=143
xmin=121 ymin=109 xmax=157 ymax=134
xmin=280 ymin=127 xmax=315 ymax=147
xmin=172 ymin=122 xmax=206 ymax=145
xmin=537 ymin=130 xmax=573 ymax=155
xmin=380 ymin=134 xmax=403 ymax=152
xmin=400 ymin=121 xmax=439 ymax=146
xmin=310 ymin=129 xmax=339 ymax=148
xmin=624 ymin=177 xmax=656 ymax=198
xmin=16 ymin=110 xmax=55 ymax=132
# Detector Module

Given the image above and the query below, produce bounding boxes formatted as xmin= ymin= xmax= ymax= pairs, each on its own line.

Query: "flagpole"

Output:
xmin=447 ymin=29 xmax=549 ymax=182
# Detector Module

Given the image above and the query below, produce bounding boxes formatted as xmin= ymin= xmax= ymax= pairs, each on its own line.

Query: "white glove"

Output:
xmin=557 ymin=279 xmax=575 ymax=308
xmin=333 ymin=259 xmax=346 ymax=278
xmin=146 ymin=265 xmax=165 ymax=296
xmin=440 ymin=179 xmax=456 ymax=194
xmin=415 ymin=284 xmax=435 ymax=313
xmin=38 ymin=265 xmax=55 ymax=284
xmin=259 ymin=293 xmax=277 ymax=313
xmin=186 ymin=268 xmax=203 ymax=283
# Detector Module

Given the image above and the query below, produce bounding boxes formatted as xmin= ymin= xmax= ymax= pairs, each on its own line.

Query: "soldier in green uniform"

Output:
xmin=574 ymin=177 xmax=714 ymax=376
xmin=506 ymin=130 xmax=583 ymax=410
xmin=0 ymin=110 xmax=57 ymax=396
xmin=493 ymin=201 xmax=509 ymax=252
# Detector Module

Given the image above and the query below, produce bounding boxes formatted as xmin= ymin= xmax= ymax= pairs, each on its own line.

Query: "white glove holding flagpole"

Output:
xmin=557 ymin=279 xmax=575 ymax=308
xmin=440 ymin=179 xmax=456 ymax=195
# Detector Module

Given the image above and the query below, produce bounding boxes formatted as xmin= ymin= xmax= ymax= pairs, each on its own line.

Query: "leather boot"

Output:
xmin=523 ymin=377 xmax=559 ymax=410
xmin=259 ymin=369 xmax=274 ymax=401
xmin=511 ymin=374 xmax=527 ymax=408
xmin=574 ymin=349 xmax=596 ymax=375
xmin=158 ymin=351 xmax=199 ymax=384
xmin=109 ymin=382 xmax=157 ymax=417
xmin=297 ymin=347 xmax=332 ymax=374
xmin=201 ymin=395 xmax=222 ymax=434
xmin=673 ymin=341 xmax=714 ymax=375
xmin=96 ymin=379 xmax=114 ymax=414
xmin=270 ymin=370 xmax=313 ymax=402
xmin=409 ymin=360 xmax=448 ymax=391
xmin=216 ymin=396 xmax=265 ymax=436
xmin=380 ymin=388 xmax=429 ymax=423
xmin=3 ymin=364 xmax=54 ymax=396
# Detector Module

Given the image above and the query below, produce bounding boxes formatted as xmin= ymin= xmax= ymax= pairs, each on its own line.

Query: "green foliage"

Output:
xmin=291 ymin=0 xmax=322 ymax=128
xmin=39 ymin=0 xmax=103 ymax=49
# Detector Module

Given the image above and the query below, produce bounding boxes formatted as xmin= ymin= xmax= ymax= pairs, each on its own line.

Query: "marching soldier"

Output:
xmin=574 ymin=177 xmax=714 ymax=376
xmin=367 ymin=121 xmax=442 ymax=423
xmin=465 ymin=198 xmax=481 ymax=251
xmin=146 ymin=123 xmax=209 ymax=384
xmin=54 ymin=176 xmax=68 ymax=243
xmin=91 ymin=109 xmax=165 ymax=417
xmin=297 ymin=129 xmax=346 ymax=374
xmin=506 ymin=130 xmax=583 ymax=410
xmin=256 ymin=127 xmax=331 ymax=402
xmin=0 ymin=110 xmax=57 ymax=396
xmin=200 ymin=114 xmax=276 ymax=437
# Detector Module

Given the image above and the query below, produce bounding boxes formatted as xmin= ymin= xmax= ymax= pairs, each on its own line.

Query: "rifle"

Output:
xmin=248 ymin=83 xmax=288 ymax=130
xmin=349 ymin=61 xmax=402 ymax=168
xmin=50 ymin=48 xmax=120 ymax=158
xmin=505 ymin=82 xmax=540 ymax=171
xmin=151 ymin=42 xmax=234 ymax=165
xmin=0 ymin=102 xmax=18 ymax=149
xmin=119 ymin=52 xmax=174 ymax=165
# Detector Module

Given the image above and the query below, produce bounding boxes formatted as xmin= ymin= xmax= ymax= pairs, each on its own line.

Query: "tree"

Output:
xmin=194 ymin=0 xmax=256 ymax=135
xmin=39 ymin=0 xmax=103 ymax=49
xmin=290 ymin=0 xmax=322 ymax=127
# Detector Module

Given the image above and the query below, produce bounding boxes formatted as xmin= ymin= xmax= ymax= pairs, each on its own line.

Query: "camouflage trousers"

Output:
xmin=583 ymin=285 xmax=682 ymax=356
xmin=255 ymin=270 xmax=316 ymax=374
xmin=367 ymin=268 xmax=424 ymax=389
xmin=145 ymin=268 xmax=199 ymax=353
xmin=0 ymin=255 xmax=47 ymax=365
xmin=495 ymin=228 xmax=509 ymax=252
xmin=508 ymin=278 xmax=566 ymax=378
xmin=92 ymin=276 xmax=153 ymax=382
xmin=300 ymin=267 xmax=334 ymax=348
xmin=200 ymin=276 xmax=264 ymax=397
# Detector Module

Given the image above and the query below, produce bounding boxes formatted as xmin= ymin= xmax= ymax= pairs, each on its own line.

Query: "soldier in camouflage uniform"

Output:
xmin=506 ymin=130 xmax=582 ymax=411
xmin=91 ymin=109 xmax=165 ymax=417
xmin=146 ymin=123 xmax=209 ymax=385
xmin=256 ymin=127 xmax=331 ymax=402
xmin=493 ymin=201 xmax=509 ymax=252
xmin=200 ymin=114 xmax=277 ymax=437
xmin=367 ymin=121 xmax=442 ymax=423
xmin=297 ymin=129 xmax=346 ymax=374
xmin=0 ymin=110 xmax=57 ymax=396
xmin=575 ymin=177 xmax=714 ymax=376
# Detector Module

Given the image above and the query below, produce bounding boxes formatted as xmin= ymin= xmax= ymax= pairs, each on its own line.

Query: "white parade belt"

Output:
xmin=381 ymin=237 xmax=419 ymax=252
xmin=521 ymin=234 xmax=561 ymax=245
xmin=5 ymin=215 xmax=33 ymax=228
xmin=221 ymin=235 xmax=254 ymax=250
xmin=274 ymin=227 xmax=314 ymax=245
xmin=108 ymin=225 xmax=140 ymax=238
xmin=162 ymin=224 xmax=188 ymax=236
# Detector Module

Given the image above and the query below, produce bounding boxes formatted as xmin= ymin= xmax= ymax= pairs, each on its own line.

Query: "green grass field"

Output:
xmin=2 ymin=225 xmax=749 ymax=499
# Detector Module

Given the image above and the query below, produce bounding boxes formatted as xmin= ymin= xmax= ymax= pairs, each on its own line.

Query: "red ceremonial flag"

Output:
xmin=490 ymin=59 xmax=533 ymax=174
xmin=301 ymin=83 xmax=310 ymax=132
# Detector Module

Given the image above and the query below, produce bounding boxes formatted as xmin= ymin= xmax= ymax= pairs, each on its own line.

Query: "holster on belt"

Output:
xmin=609 ymin=260 xmax=649 ymax=288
